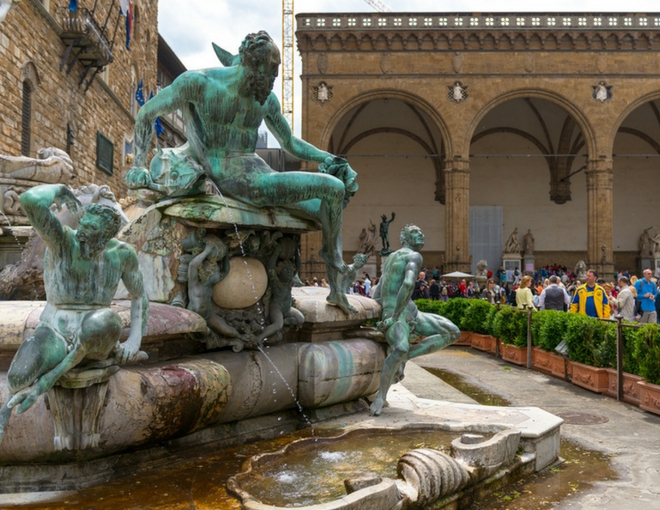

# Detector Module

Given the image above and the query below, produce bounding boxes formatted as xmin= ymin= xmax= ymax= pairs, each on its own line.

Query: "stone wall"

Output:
xmin=0 ymin=0 xmax=158 ymax=198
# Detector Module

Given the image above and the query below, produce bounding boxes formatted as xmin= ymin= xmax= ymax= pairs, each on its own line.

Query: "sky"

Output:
xmin=158 ymin=0 xmax=660 ymax=139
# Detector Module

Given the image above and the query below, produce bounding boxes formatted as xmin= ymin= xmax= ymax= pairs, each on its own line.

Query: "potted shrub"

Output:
xmin=493 ymin=307 xmax=528 ymax=365
xmin=460 ymin=300 xmax=495 ymax=350
xmin=632 ymin=324 xmax=660 ymax=415
xmin=530 ymin=311 xmax=555 ymax=374
xmin=442 ymin=298 xmax=472 ymax=345
xmin=603 ymin=324 xmax=644 ymax=405
xmin=537 ymin=310 xmax=571 ymax=379
xmin=564 ymin=314 xmax=610 ymax=393
xmin=416 ymin=298 xmax=471 ymax=344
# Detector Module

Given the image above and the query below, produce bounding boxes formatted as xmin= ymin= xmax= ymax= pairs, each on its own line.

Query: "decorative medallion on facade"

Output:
xmin=592 ymin=81 xmax=612 ymax=102
xmin=313 ymin=82 xmax=333 ymax=104
xmin=448 ymin=82 xmax=468 ymax=103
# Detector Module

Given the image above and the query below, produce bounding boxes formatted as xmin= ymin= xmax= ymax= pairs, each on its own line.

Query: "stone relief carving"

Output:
xmin=447 ymin=82 xmax=468 ymax=103
xmin=313 ymin=81 xmax=333 ymax=104
xmin=592 ymin=81 xmax=612 ymax=102
xmin=172 ymin=227 xmax=305 ymax=353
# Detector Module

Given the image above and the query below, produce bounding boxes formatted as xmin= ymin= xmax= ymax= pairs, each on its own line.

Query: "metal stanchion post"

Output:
xmin=527 ymin=309 xmax=533 ymax=368
xmin=495 ymin=303 xmax=501 ymax=358
xmin=616 ymin=314 xmax=623 ymax=401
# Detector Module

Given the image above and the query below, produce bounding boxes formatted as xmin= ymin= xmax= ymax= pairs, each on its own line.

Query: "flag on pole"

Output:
xmin=68 ymin=0 xmax=78 ymax=11
xmin=122 ymin=0 xmax=133 ymax=51
xmin=149 ymin=91 xmax=165 ymax=137
xmin=135 ymin=79 xmax=145 ymax=107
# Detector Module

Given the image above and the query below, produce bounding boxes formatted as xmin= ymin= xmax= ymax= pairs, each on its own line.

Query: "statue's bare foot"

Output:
xmin=318 ymin=249 xmax=348 ymax=275
xmin=369 ymin=396 xmax=384 ymax=416
xmin=327 ymin=291 xmax=357 ymax=314
xmin=394 ymin=362 xmax=407 ymax=383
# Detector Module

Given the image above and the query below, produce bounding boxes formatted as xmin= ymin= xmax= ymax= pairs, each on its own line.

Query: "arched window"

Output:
xmin=19 ymin=61 xmax=40 ymax=157
xmin=21 ymin=80 xmax=32 ymax=156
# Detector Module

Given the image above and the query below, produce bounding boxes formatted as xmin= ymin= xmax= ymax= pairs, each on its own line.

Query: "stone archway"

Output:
xmin=612 ymin=96 xmax=660 ymax=272
xmin=321 ymin=91 xmax=450 ymax=270
xmin=467 ymin=94 xmax=592 ymax=271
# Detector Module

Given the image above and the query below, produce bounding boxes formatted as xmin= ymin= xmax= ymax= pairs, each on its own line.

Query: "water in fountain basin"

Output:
xmin=239 ymin=428 xmax=464 ymax=507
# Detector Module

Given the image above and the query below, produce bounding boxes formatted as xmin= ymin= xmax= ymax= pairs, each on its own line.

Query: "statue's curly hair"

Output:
xmin=239 ymin=31 xmax=277 ymax=69
xmin=400 ymin=224 xmax=420 ymax=246
xmin=85 ymin=203 xmax=122 ymax=239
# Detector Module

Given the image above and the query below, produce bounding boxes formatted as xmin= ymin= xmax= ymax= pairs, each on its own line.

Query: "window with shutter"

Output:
xmin=21 ymin=80 xmax=32 ymax=156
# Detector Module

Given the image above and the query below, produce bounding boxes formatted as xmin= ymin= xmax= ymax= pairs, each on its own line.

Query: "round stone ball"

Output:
xmin=212 ymin=257 xmax=268 ymax=309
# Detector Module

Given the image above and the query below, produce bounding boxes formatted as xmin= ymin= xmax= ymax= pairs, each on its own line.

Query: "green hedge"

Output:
xmin=412 ymin=298 xmax=660 ymax=384
xmin=536 ymin=311 xmax=570 ymax=351
xmin=632 ymin=324 xmax=660 ymax=385
xmin=459 ymin=299 xmax=492 ymax=334
xmin=492 ymin=306 xmax=528 ymax=347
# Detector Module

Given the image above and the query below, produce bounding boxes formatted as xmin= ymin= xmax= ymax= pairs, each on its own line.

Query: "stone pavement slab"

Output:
xmin=410 ymin=346 xmax=660 ymax=509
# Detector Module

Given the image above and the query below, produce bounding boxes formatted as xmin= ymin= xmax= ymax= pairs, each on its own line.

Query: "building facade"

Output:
xmin=0 ymin=0 xmax=158 ymax=195
xmin=296 ymin=12 xmax=660 ymax=279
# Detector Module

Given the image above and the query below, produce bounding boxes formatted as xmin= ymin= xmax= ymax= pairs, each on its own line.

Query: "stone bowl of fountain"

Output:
xmin=227 ymin=423 xmax=524 ymax=509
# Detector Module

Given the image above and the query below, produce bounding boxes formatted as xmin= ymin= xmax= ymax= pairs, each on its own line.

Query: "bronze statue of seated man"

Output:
xmin=125 ymin=31 xmax=358 ymax=314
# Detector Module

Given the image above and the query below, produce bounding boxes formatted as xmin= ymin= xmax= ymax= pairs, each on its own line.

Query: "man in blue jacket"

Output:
xmin=634 ymin=269 xmax=658 ymax=323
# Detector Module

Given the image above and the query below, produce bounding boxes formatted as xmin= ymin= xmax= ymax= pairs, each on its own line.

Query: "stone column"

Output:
xmin=444 ymin=159 xmax=470 ymax=273
xmin=586 ymin=158 xmax=614 ymax=280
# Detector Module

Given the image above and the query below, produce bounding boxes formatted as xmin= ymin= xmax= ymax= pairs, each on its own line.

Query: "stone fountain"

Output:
xmin=0 ymin=29 xmax=562 ymax=508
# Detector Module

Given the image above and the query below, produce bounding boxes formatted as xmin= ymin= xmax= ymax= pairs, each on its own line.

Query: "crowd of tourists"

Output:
xmin=305 ymin=262 xmax=660 ymax=324
xmin=408 ymin=264 xmax=660 ymax=324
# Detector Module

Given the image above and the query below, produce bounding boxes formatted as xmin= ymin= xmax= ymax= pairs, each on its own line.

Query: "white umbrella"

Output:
xmin=441 ymin=271 xmax=475 ymax=279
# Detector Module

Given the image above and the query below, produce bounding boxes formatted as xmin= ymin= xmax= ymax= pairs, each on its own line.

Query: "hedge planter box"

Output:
xmin=570 ymin=362 xmax=609 ymax=393
xmin=501 ymin=344 xmax=528 ymax=366
xmin=531 ymin=347 xmax=552 ymax=374
xmin=455 ymin=331 xmax=472 ymax=346
xmin=637 ymin=381 xmax=660 ymax=416
xmin=604 ymin=369 xmax=645 ymax=406
xmin=471 ymin=333 xmax=498 ymax=354
xmin=550 ymin=352 xmax=571 ymax=381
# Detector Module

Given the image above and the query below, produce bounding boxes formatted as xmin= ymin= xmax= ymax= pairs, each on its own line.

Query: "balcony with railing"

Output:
xmin=58 ymin=6 xmax=115 ymax=91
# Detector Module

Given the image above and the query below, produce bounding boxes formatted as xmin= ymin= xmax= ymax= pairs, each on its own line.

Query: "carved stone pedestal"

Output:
xmin=47 ymin=363 xmax=119 ymax=451
xmin=502 ymin=253 xmax=521 ymax=272
xmin=523 ymin=255 xmax=535 ymax=273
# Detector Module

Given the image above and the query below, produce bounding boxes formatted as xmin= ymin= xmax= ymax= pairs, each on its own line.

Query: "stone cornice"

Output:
xmin=296 ymin=12 xmax=660 ymax=52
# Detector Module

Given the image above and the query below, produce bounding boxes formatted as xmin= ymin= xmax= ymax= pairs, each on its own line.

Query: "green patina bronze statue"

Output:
xmin=125 ymin=31 xmax=358 ymax=314
xmin=370 ymin=225 xmax=460 ymax=416
xmin=379 ymin=212 xmax=396 ymax=256
xmin=0 ymin=184 xmax=148 ymax=442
